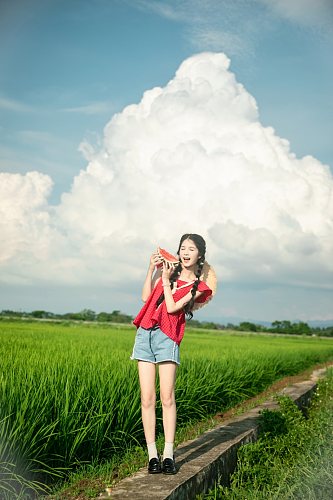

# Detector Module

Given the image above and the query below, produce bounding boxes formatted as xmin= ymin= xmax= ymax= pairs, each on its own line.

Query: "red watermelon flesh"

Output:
xmin=157 ymin=247 xmax=179 ymax=266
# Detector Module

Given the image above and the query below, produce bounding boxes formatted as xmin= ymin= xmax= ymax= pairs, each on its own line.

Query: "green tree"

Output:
xmin=291 ymin=321 xmax=311 ymax=336
xmin=31 ymin=310 xmax=47 ymax=319
xmin=79 ymin=309 xmax=96 ymax=321
xmin=239 ymin=322 xmax=257 ymax=332
xmin=271 ymin=320 xmax=292 ymax=333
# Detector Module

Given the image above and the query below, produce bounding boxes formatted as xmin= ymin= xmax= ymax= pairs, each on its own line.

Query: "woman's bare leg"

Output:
xmin=138 ymin=361 xmax=157 ymax=457
xmin=159 ymin=362 xmax=177 ymax=458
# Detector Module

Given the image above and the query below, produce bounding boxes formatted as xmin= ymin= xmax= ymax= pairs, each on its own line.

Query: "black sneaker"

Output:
xmin=162 ymin=457 xmax=177 ymax=475
xmin=148 ymin=456 xmax=162 ymax=474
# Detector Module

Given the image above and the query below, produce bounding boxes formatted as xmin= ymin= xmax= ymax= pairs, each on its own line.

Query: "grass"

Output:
xmin=1 ymin=320 xmax=333 ymax=498
xmin=200 ymin=368 xmax=333 ymax=499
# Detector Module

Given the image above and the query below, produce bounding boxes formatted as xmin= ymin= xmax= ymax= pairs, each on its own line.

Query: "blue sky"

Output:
xmin=1 ymin=0 xmax=333 ymax=323
xmin=1 ymin=0 xmax=332 ymax=199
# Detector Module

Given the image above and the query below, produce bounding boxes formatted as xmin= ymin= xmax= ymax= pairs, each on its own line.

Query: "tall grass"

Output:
xmin=201 ymin=369 xmax=333 ymax=499
xmin=1 ymin=320 xmax=333 ymax=496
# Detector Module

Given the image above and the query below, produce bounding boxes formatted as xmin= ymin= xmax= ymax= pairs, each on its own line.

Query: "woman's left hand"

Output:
xmin=162 ymin=261 xmax=175 ymax=283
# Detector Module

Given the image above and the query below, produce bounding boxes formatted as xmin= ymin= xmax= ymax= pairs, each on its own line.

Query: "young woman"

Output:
xmin=131 ymin=233 xmax=216 ymax=475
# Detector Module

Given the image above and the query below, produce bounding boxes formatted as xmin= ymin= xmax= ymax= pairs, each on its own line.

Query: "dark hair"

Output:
xmin=156 ymin=233 xmax=206 ymax=319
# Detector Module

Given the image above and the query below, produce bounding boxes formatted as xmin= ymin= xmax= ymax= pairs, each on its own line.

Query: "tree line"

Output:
xmin=189 ymin=319 xmax=333 ymax=337
xmin=1 ymin=309 xmax=332 ymax=337
xmin=0 ymin=308 xmax=132 ymax=324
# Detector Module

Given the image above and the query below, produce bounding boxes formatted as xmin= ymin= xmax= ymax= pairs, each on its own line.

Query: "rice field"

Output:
xmin=1 ymin=319 xmax=333 ymax=496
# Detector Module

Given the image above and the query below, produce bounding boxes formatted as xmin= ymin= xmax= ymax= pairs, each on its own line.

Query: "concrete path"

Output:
xmin=100 ymin=367 xmax=329 ymax=500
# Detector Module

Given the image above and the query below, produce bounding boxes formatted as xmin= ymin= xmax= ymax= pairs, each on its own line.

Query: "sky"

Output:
xmin=0 ymin=0 xmax=333 ymax=324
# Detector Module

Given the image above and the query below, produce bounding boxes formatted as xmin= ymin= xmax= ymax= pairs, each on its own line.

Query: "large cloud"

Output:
xmin=1 ymin=52 xmax=333 ymax=291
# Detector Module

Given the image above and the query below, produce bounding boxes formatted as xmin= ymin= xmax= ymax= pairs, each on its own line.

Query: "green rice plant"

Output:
xmin=1 ymin=320 xmax=333 ymax=495
xmin=0 ymin=458 xmax=48 ymax=499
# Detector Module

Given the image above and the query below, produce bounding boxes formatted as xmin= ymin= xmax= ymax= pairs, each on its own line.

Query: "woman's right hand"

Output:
xmin=149 ymin=250 xmax=163 ymax=270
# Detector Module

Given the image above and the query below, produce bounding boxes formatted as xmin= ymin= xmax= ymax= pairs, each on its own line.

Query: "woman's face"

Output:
xmin=179 ymin=239 xmax=200 ymax=268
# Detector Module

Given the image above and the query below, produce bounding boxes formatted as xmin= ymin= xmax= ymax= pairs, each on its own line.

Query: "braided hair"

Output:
xmin=156 ymin=233 xmax=206 ymax=319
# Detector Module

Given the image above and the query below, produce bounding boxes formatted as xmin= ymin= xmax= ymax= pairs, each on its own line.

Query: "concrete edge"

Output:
xmin=166 ymin=379 xmax=318 ymax=500
xmin=103 ymin=365 xmax=332 ymax=499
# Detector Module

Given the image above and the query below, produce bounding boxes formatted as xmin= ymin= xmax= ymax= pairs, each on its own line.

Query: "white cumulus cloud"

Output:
xmin=0 ymin=171 xmax=53 ymax=280
xmin=0 ymin=52 xmax=332 ymax=293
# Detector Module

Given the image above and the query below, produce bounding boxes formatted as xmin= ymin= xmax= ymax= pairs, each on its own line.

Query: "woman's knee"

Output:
xmin=141 ymin=392 xmax=156 ymax=409
xmin=160 ymin=392 xmax=175 ymax=409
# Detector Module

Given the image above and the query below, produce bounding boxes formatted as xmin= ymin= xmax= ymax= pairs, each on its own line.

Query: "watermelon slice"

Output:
xmin=157 ymin=247 xmax=179 ymax=266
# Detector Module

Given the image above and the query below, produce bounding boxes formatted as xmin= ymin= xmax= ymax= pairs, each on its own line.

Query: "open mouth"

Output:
xmin=182 ymin=257 xmax=191 ymax=262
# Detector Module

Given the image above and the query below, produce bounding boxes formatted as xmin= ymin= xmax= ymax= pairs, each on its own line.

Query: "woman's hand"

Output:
xmin=142 ymin=250 xmax=163 ymax=301
xmin=162 ymin=261 xmax=175 ymax=285
xmin=149 ymin=250 xmax=163 ymax=270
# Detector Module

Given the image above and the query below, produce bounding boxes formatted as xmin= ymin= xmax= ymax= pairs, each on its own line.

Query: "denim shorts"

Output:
xmin=130 ymin=326 xmax=180 ymax=365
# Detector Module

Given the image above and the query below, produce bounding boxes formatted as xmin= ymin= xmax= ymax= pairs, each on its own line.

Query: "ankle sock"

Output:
xmin=147 ymin=442 xmax=158 ymax=461
xmin=163 ymin=441 xmax=174 ymax=460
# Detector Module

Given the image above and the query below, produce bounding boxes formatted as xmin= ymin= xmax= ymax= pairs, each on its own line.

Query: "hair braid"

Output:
xmin=156 ymin=262 xmax=182 ymax=308
xmin=184 ymin=255 xmax=205 ymax=319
